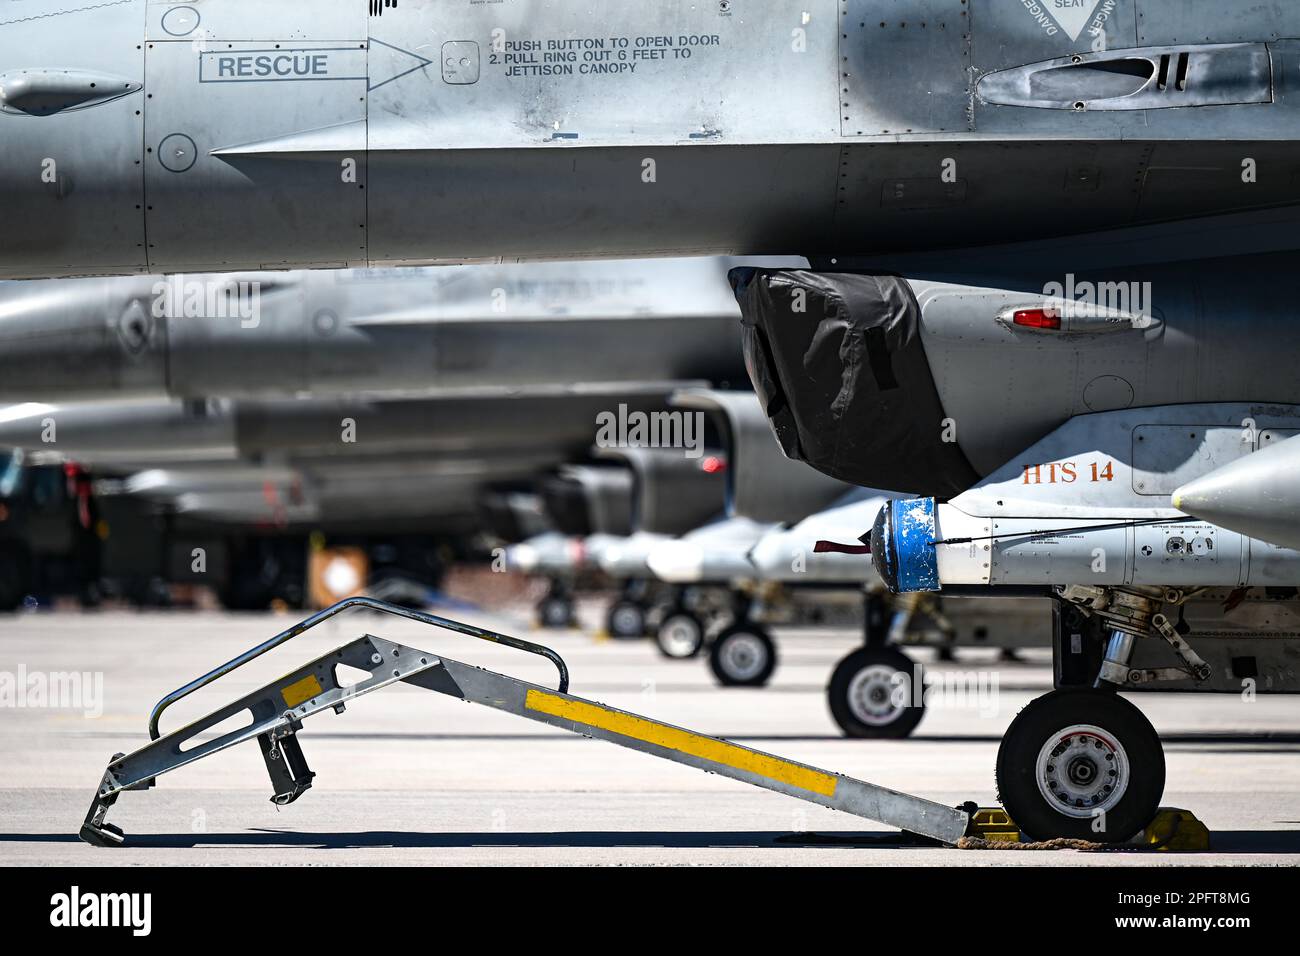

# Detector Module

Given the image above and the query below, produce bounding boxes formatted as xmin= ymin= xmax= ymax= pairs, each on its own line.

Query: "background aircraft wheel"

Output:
xmin=537 ymin=594 xmax=574 ymax=629
xmin=655 ymin=610 xmax=704 ymax=658
xmin=709 ymin=622 xmax=777 ymax=687
xmin=996 ymin=688 xmax=1164 ymax=843
xmin=827 ymin=647 xmax=925 ymax=738
xmin=0 ymin=545 xmax=29 ymax=612
xmin=606 ymin=599 xmax=647 ymax=639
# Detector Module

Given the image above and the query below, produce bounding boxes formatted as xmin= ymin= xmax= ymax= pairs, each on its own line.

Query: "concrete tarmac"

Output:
xmin=1 ymin=600 xmax=1298 ymax=866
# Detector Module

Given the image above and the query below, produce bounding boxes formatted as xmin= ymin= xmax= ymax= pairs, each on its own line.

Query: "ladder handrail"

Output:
xmin=148 ymin=596 xmax=570 ymax=739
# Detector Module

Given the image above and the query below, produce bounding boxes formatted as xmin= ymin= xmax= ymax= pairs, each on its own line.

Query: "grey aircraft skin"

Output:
xmin=0 ymin=388 xmax=688 ymax=465
xmin=0 ymin=258 xmax=755 ymax=399
xmin=4 ymin=0 xmax=1300 ymax=278
xmin=115 ymin=450 xmax=564 ymax=529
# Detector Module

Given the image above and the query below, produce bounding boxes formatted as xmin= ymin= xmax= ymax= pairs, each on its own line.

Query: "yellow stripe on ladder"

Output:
xmin=524 ymin=689 xmax=837 ymax=797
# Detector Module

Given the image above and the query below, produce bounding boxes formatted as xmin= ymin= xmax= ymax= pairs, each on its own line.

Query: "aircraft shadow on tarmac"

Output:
xmin=5 ymin=830 xmax=1300 ymax=852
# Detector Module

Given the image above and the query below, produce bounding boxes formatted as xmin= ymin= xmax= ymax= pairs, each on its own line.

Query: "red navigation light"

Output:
xmin=701 ymin=456 xmax=726 ymax=474
xmin=1012 ymin=307 xmax=1061 ymax=330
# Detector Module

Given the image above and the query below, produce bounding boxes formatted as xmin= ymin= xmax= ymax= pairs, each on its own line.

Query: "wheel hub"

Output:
xmin=1034 ymin=723 xmax=1129 ymax=819
xmin=542 ymin=600 xmax=569 ymax=626
xmin=720 ymin=633 xmax=767 ymax=680
xmin=660 ymin=618 xmax=700 ymax=657
xmin=846 ymin=664 xmax=906 ymax=726
xmin=611 ymin=606 xmax=641 ymax=635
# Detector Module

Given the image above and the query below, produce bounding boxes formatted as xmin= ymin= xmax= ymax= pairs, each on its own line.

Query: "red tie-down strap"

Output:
xmin=814 ymin=540 xmax=871 ymax=555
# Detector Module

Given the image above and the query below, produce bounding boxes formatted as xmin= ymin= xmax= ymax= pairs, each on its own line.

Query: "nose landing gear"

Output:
xmin=996 ymin=688 xmax=1165 ymax=843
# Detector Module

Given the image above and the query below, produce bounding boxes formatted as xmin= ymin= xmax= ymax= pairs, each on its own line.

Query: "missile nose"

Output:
xmin=506 ymin=543 xmax=539 ymax=574
xmin=745 ymin=532 xmax=786 ymax=576
xmin=1171 ymin=461 xmax=1258 ymax=522
xmin=1170 ymin=434 xmax=1300 ymax=551
xmin=646 ymin=541 xmax=705 ymax=583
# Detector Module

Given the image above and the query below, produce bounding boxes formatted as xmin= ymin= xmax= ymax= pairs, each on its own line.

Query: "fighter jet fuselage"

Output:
xmin=4 ymin=0 xmax=1299 ymax=278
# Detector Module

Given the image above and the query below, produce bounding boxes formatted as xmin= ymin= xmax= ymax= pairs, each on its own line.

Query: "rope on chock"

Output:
xmin=956 ymin=836 xmax=1108 ymax=851
xmin=953 ymin=803 xmax=1184 ymax=851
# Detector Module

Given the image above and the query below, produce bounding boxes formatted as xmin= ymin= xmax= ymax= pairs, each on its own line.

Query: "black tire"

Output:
xmin=708 ymin=622 xmax=777 ymax=687
xmin=0 ymin=546 xmax=28 ymax=612
xmin=996 ymin=688 xmax=1164 ymax=843
xmin=216 ymin=580 xmax=272 ymax=612
xmin=655 ymin=610 xmax=705 ymax=658
xmin=537 ymin=595 xmax=574 ymax=629
xmin=827 ymin=647 xmax=926 ymax=739
xmin=606 ymin=599 xmax=647 ymax=639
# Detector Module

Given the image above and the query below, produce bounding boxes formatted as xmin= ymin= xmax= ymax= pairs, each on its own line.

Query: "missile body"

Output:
xmin=646 ymin=516 xmax=771 ymax=584
xmin=506 ymin=533 xmax=585 ymax=577
xmin=591 ymin=531 xmax=674 ymax=580
xmin=747 ymin=490 xmax=883 ymax=583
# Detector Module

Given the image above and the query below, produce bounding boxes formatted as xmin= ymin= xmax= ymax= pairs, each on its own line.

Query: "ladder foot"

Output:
xmin=80 ymin=767 xmax=125 ymax=848
xmin=79 ymin=820 xmax=125 ymax=848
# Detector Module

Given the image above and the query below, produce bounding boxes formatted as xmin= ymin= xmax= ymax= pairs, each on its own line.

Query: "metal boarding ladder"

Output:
xmin=80 ymin=597 xmax=970 ymax=847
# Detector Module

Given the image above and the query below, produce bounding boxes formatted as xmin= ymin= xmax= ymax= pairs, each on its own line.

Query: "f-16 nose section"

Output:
xmin=869 ymin=499 xmax=940 ymax=594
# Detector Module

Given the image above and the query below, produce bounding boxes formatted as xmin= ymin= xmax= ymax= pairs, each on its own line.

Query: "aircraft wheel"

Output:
xmin=709 ymin=622 xmax=777 ymax=687
xmin=655 ymin=610 xmax=705 ymax=659
xmin=827 ymin=647 xmax=925 ymax=739
xmin=996 ymin=688 xmax=1164 ymax=843
xmin=0 ymin=546 xmax=28 ymax=612
xmin=606 ymin=599 xmax=647 ymax=639
xmin=537 ymin=595 xmax=574 ymax=629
